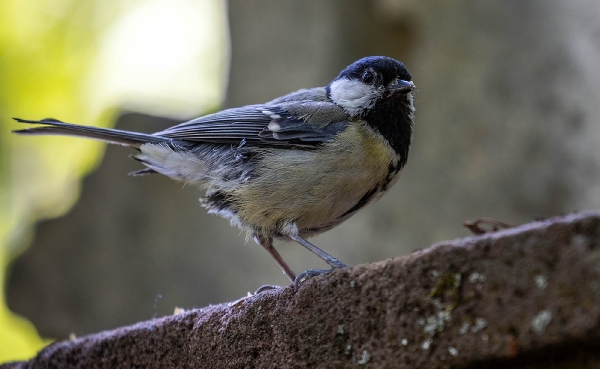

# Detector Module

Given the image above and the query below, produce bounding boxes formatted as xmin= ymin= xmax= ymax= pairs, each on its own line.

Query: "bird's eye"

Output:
xmin=362 ymin=70 xmax=375 ymax=84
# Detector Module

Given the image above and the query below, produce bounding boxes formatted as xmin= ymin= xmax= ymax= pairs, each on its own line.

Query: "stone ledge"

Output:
xmin=4 ymin=211 xmax=600 ymax=368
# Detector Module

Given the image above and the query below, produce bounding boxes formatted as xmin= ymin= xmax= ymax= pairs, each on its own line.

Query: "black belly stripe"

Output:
xmin=381 ymin=161 xmax=400 ymax=192
xmin=339 ymin=185 xmax=380 ymax=218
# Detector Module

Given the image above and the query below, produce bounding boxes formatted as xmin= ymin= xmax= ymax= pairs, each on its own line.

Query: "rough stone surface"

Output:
xmin=4 ymin=211 xmax=600 ymax=368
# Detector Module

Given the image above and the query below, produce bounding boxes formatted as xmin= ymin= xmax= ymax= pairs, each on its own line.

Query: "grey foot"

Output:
xmin=294 ymin=266 xmax=347 ymax=290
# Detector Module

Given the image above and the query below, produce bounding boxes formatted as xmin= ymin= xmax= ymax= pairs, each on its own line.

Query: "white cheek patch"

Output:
xmin=329 ymin=79 xmax=381 ymax=116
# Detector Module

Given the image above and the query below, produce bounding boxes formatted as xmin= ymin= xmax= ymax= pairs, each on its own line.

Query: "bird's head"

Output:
xmin=327 ymin=56 xmax=415 ymax=118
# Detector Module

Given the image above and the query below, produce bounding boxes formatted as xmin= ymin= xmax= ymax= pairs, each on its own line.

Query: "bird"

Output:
xmin=13 ymin=56 xmax=416 ymax=288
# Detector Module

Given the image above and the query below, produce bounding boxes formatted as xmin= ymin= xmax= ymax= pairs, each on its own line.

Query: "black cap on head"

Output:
xmin=334 ymin=56 xmax=412 ymax=86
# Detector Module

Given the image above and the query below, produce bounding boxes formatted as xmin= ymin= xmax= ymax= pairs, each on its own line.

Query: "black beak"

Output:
xmin=389 ymin=79 xmax=415 ymax=94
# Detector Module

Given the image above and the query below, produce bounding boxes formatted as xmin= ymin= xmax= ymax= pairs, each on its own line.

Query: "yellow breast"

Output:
xmin=233 ymin=121 xmax=400 ymax=236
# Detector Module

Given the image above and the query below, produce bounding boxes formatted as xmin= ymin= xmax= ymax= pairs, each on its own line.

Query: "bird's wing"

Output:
xmin=154 ymin=93 xmax=348 ymax=148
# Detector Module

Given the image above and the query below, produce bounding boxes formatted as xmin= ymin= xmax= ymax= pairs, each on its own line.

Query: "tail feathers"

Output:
xmin=128 ymin=154 xmax=158 ymax=176
xmin=128 ymin=168 xmax=157 ymax=176
xmin=12 ymin=118 xmax=167 ymax=147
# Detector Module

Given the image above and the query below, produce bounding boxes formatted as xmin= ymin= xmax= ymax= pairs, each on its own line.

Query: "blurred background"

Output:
xmin=1 ymin=0 xmax=600 ymax=362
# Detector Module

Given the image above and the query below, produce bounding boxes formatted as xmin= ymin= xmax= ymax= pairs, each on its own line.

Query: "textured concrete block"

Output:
xmin=4 ymin=211 xmax=600 ymax=368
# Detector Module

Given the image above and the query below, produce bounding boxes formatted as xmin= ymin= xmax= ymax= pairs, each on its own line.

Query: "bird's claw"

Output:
xmin=254 ymin=284 xmax=283 ymax=294
xmin=294 ymin=266 xmax=346 ymax=290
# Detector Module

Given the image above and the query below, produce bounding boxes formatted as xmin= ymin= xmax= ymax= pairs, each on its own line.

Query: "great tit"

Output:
xmin=13 ymin=56 xmax=416 ymax=287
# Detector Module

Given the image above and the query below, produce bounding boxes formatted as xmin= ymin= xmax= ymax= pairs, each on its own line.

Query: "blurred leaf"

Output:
xmin=0 ymin=0 xmax=120 ymax=362
xmin=0 ymin=0 xmax=227 ymax=361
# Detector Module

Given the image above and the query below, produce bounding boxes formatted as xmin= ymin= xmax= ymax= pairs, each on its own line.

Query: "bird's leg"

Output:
xmin=287 ymin=234 xmax=348 ymax=288
xmin=253 ymin=234 xmax=296 ymax=283
xmin=288 ymin=234 xmax=347 ymax=269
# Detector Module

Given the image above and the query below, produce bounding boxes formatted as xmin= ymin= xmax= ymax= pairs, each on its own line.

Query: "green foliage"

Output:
xmin=0 ymin=0 xmax=227 ymax=361
xmin=0 ymin=0 xmax=119 ymax=362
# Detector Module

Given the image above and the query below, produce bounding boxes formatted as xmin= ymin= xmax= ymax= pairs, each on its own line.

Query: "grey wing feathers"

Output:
xmin=154 ymin=105 xmax=269 ymax=143
xmin=257 ymin=101 xmax=349 ymax=142
xmin=13 ymin=88 xmax=349 ymax=149
xmin=266 ymin=87 xmax=329 ymax=104
xmin=155 ymin=97 xmax=349 ymax=148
